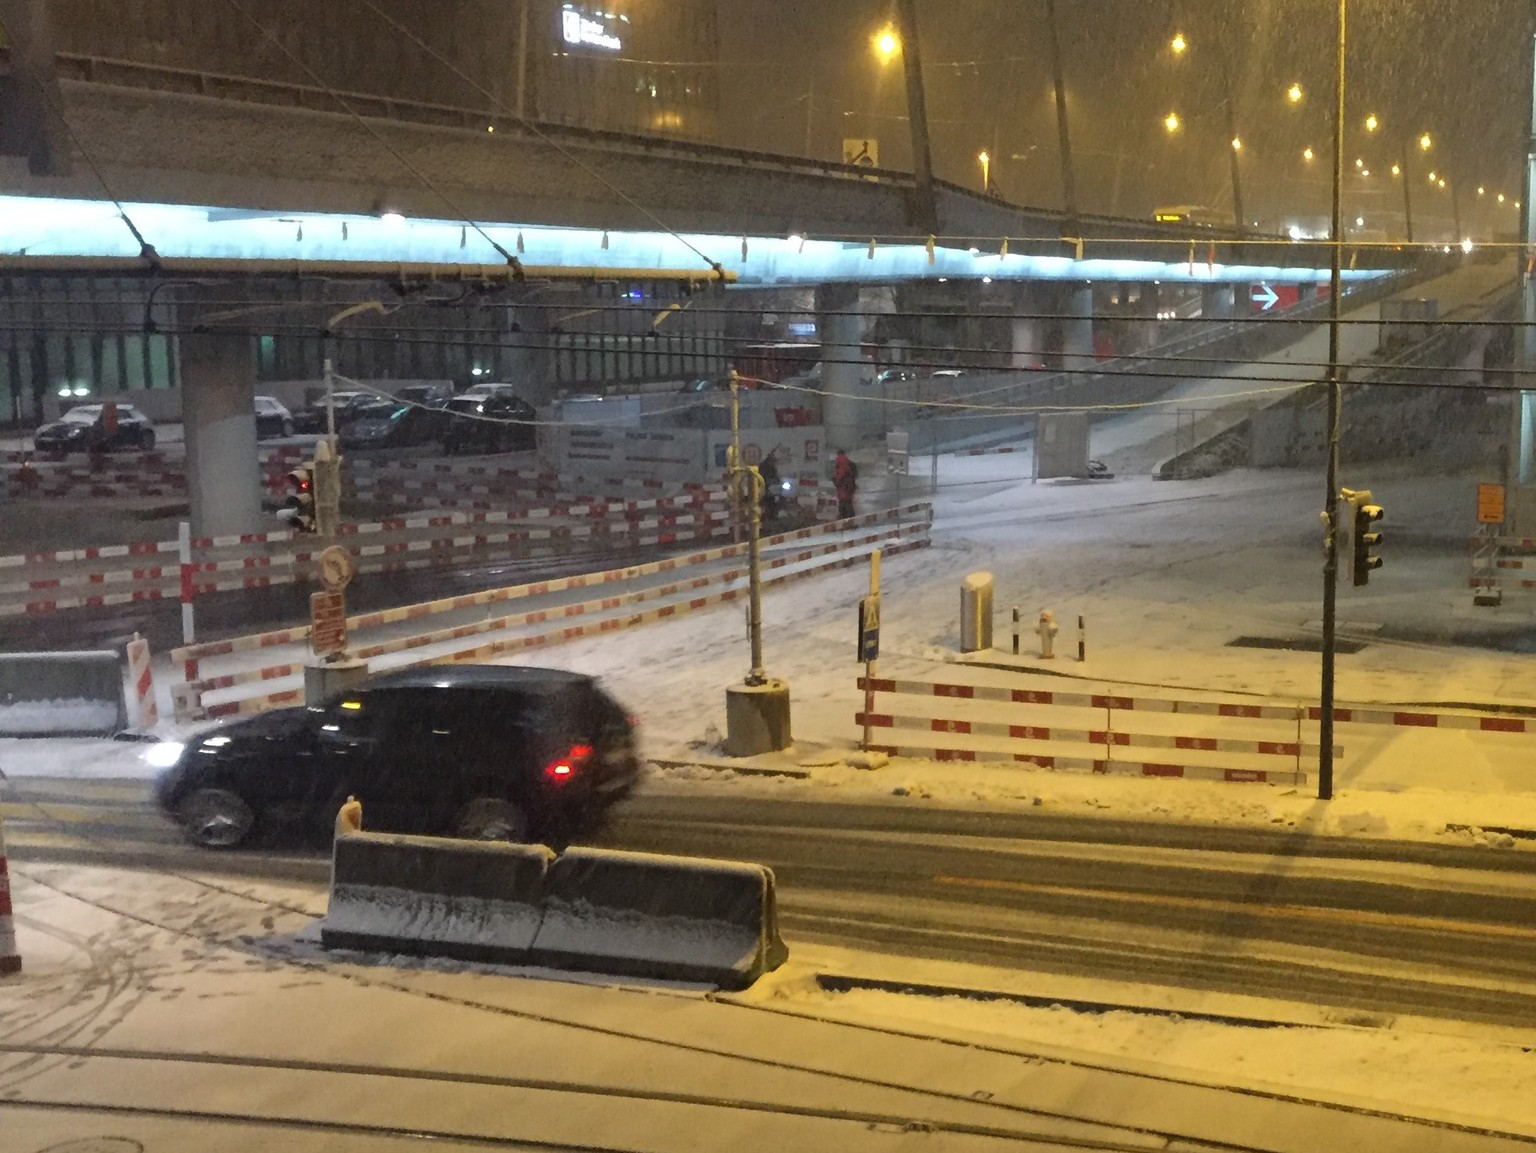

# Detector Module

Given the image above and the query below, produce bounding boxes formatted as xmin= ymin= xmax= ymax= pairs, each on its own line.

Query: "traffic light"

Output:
xmin=1343 ymin=487 xmax=1384 ymax=586
xmin=281 ymin=463 xmax=316 ymax=532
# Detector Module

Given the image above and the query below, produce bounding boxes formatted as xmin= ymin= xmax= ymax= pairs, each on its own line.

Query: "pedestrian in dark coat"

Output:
xmin=833 ymin=449 xmax=858 ymax=519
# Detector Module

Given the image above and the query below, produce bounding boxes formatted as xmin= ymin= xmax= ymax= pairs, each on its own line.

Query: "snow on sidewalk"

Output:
xmin=6 ymin=861 xmax=1536 ymax=1147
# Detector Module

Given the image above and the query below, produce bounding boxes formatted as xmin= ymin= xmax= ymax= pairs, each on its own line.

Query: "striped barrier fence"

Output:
xmin=0 ymin=489 xmax=737 ymax=622
xmin=857 ymin=675 xmax=1536 ymax=782
xmin=0 ymin=816 xmax=18 ymax=974
xmin=184 ymin=520 xmax=921 ymax=702
xmin=173 ymin=501 xmax=929 ymax=680
xmin=191 ymin=515 xmax=932 ymax=720
xmin=855 ymin=677 xmax=1323 ymax=785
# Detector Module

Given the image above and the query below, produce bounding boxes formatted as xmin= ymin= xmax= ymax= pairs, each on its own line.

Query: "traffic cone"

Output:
xmin=0 ymin=817 xmax=19 ymax=975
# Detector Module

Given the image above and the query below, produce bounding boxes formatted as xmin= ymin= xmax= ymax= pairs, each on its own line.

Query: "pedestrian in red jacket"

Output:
xmin=833 ymin=449 xmax=858 ymax=519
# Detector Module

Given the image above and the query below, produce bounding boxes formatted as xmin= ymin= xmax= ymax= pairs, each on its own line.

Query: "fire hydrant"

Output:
xmin=1037 ymin=610 xmax=1059 ymax=659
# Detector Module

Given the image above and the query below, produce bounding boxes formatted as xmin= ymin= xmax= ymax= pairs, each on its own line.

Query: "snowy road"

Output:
xmin=9 ymin=777 xmax=1536 ymax=1029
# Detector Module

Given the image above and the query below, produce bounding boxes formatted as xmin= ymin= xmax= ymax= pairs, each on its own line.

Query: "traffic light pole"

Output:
xmin=1318 ymin=0 xmax=1347 ymax=802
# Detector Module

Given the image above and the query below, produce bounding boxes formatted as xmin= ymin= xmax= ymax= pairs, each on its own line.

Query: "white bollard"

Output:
xmin=1037 ymin=610 xmax=1059 ymax=659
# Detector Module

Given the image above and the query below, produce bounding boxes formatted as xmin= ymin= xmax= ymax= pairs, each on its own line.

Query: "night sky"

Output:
xmin=716 ymin=0 xmax=1533 ymax=233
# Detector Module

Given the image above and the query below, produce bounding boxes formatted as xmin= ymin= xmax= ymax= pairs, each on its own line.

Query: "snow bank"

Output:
xmin=0 ymin=697 xmax=123 ymax=736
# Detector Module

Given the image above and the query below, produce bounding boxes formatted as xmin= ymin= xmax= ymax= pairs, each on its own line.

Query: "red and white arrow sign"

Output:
xmin=1251 ymin=284 xmax=1280 ymax=310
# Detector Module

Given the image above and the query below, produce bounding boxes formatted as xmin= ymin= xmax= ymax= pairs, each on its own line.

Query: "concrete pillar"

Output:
xmin=1009 ymin=283 xmax=1044 ymax=368
xmin=1062 ymin=284 xmax=1094 ymax=375
xmin=180 ymin=329 xmax=263 ymax=539
xmin=505 ymin=297 xmax=553 ymax=404
xmin=1203 ymin=284 xmax=1237 ymax=320
xmin=817 ymin=282 xmax=866 ymax=449
xmin=0 ymin=0 xmax=72 ymax=176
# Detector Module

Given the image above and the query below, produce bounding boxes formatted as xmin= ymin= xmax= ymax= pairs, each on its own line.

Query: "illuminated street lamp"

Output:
xmin=977 ymin=149 xmax=991 ymax=193
xmin=1231 ymin=136 xmax=1243 ymax=152
xmin=1288 ymin=82 xmax=1304 ymax=104
xmin=1365 ymin=113 xmax=1379 ymax=133
xmin=872 ymin=25 xmax=900 ymax=63
xmin=1170 ymin=31 xmax=1187 ymax=54
xmin=1420 ymin=132 xmax=1433 ymax=152
xmin=1164 ymin=111 xmax=1181 ymax=133
xmin=1303 ymin=146 xmax=1316 ymax=162
xmin=1391 ymin=163 xmax=1401 ymax=176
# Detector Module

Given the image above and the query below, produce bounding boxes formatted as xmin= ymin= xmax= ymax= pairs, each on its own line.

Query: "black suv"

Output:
xmin=441 ymin=386 xmax=537 ymax=454
xmin=154 ymin=666 xmax=640 ymax=849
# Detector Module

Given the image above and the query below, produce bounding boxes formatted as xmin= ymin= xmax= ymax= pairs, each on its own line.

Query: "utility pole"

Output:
xmin=514 ymin=0 xmax=530 ymax=121
xmin=1318 ymin=0 xmax=1347 ymax=802
xmin=894 ymin=0 xmax=938 ymax=236
xmin=722 ymin=374 xmax=791 ymax=755
xmin=1400 ymin=143 xmax=1416 ymax=243
xmin=804 ymin=78 xmax=815 ymax=158
xmin=1043 ymin=0 xmax=1078 ymax=224
xmin=1511 ymin=21 xmax=1536 ymax=530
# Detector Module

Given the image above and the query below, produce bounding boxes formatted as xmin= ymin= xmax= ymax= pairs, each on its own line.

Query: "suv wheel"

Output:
xmin=453 ymin=797 xmax=529 ymax=843
xmin=178 ymin=787 xmax=255 ymax=849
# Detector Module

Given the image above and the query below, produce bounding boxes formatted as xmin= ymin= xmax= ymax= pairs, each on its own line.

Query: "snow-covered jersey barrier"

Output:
xmin=0 ymin=650 xmax=129 ymax=736
xmin=321 ymin=825 xmax=788 ymax=990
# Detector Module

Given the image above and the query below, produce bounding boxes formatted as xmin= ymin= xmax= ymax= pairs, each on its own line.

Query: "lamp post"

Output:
xmin=1318 ymin=0 xmax=1347 ymax=801
xmin=978 ymin=150 xmax=991 ymax=194
xmin=1165 ymin=32 xmax=1243 ymax=234
xmin=1043 ymin=0 xmax=1079 ymax=224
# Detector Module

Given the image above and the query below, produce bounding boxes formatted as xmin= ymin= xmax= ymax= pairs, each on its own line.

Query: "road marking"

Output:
xmin=934 ymin=874 xmax=1536 ymax=941
xmin=0 ymin=802 xmax=119 ymax=825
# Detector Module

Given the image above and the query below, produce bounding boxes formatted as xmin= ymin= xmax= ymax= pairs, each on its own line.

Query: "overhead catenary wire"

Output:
xmin=1 ymin=306 xmax=1518 ymax=393
xmin=221 ymin=0 xmax=527 ymax=275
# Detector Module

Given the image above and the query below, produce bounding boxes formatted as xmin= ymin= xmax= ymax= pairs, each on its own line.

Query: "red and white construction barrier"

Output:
xmin=125 ymin=634 xmax=159 ymax=729
xmin=182 ymin=512 xmax=932 ymax=720
xmin=0 ymin=817 xmax=19 ymax=975
xmin=856 ymin=676 xmax=1317 ymax=785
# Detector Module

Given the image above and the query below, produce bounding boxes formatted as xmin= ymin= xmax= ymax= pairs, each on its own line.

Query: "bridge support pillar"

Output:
xmin=1063 ymin=284 xmax=1094 ymax=375
xmin=1008 ymin=283 xmax=1046 ymax=368
xmin=181 ymin=323 xmax=263 ymax=540
xmin=817 ymin=283 xmax=867 ymax=448
xmin=1203 ymin=284 xmax=1237 ymax=320
xmin=504 ymin=296 xmax=553 ymax=405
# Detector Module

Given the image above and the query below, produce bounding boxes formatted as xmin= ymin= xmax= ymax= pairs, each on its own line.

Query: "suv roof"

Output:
xmin=350 ymin=665 xmax=594 ymax=695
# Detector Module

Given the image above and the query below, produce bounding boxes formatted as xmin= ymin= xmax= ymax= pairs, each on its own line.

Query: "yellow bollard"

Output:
xmin=335 ymin=796 xmax=363 ymax=837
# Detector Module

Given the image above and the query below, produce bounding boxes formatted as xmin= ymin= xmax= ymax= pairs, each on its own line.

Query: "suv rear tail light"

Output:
xmin=544 ymin=744 xmax=593 ymax=784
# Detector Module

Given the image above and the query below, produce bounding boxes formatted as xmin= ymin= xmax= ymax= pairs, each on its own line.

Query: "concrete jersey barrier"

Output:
xmin=320 ymin=824 xmax=788 ymax=989
xmin=0 ymin=651 xmax=128 ymax=736
xmin=529 ymin=846 xmax=789 ymax=990
xmin=321 ymin=833 xmax=554 ymax=963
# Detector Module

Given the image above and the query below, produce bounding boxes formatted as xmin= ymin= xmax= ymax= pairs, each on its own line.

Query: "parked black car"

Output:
xmin=153 ymin=666 xmax=640 ymax=849
xmin=441 ymin=385 xmax=537 ymax=454
xmin=338 ymin=401 xmax=445 ymax=450
xmin=254 ymin=395 xmax=295 ymax=440
xmin=34 ymin=403 xmax=156 ymax=453
xmin=292 ymin=391 xmax=377 ymax=434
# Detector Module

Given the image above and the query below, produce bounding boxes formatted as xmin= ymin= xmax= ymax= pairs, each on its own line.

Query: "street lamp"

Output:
xmin=977 ymin=149 xmax=991 ymax=193
xmin=871 ymin=26 xmax=900 ymax=63
xmin=1365 ymin=113 xmax=1379 ymax=133
xmin=1170 ymin=31 xmax=1187 ymax=54
xmin=1231 ymin=136 xmax=1243 ymax=152
xmin=1304 ymin=146 xmax=1315 ymax=162
xmin=1288 ymin=82 xmax=1304 ymax=104
xmin=1420 ymin=132 xmax=1433 ymax=152
xmin=1164 ymin=111 xmax=1181 ymax=133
